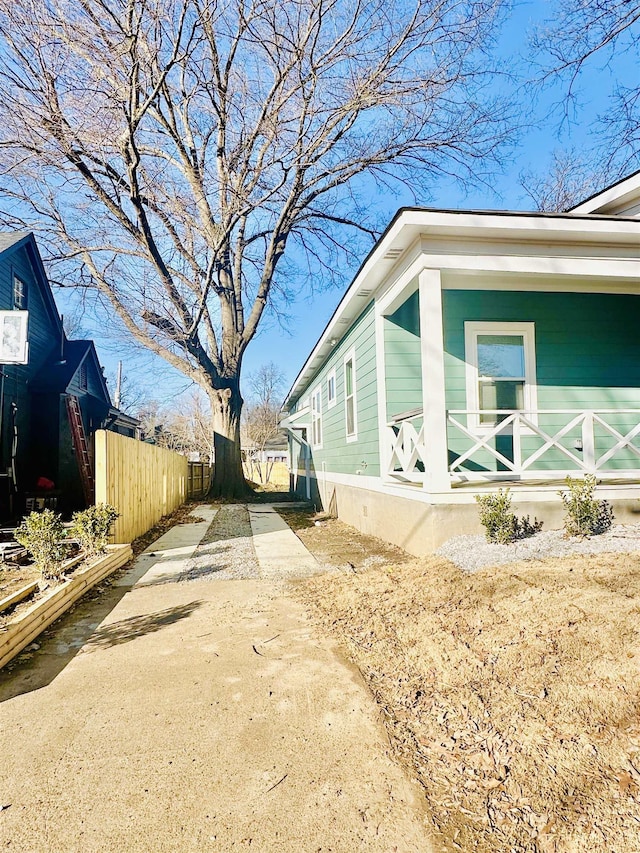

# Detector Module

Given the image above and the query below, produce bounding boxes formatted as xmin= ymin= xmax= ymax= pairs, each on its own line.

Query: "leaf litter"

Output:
xmin=298 ymin=548 xmax=640 ymax=852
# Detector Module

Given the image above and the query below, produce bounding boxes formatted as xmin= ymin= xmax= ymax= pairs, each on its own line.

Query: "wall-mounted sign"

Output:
xmin=0 ymin=311 xmax=29 ymax=364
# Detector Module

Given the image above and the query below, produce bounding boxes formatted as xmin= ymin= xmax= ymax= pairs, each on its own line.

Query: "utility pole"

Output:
xmin=114 ymin=360 xmax=122 ymax=409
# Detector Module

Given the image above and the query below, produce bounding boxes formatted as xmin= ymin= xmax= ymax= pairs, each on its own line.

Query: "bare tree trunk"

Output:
xmin=208 ymin=384 xmax=249 ymax=499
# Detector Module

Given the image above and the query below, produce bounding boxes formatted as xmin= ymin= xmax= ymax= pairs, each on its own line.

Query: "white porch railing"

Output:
xmin=387 ymin=410 xmax=427 ymax=484
xmin=448 ymin=409 xmax=640 ymax=481
xmin=386 ymin=409 xmax=640 ymax=486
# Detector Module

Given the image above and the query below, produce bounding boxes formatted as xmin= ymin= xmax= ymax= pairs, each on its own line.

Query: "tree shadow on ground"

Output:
xmin=0 ymin=576 xmax=202 ymax=703
xmin=82 ymin=600 xmax=203 ymax=651
xmin=247 ymin=489 xmax=300 ymax=503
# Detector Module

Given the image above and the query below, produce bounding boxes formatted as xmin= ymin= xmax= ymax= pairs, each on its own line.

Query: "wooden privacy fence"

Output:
xmin=188 ymin=462 xmax=212 ymax=498
xmin=95 ymin=430 xmax=188 ymax=544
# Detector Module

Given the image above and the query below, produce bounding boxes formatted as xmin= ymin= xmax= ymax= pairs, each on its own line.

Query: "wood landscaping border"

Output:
xmin=0 ymin=544 xmax=132 ymax=670
xmin=0 ymin=581 xmax=39 ymax=614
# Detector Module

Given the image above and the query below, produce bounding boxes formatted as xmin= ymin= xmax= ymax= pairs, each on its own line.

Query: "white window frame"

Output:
xmin=327 ymin=368 xmax=337 ymax=409
xmin=464 ymin=321 xmax=538 ymax=432
xmin=13 ymin=274 xmax=27 ymax=310
xmin=311 ymin=385 xmax=323 ymax=448
xmin=344 ymin=348 xmax=358 ymax=442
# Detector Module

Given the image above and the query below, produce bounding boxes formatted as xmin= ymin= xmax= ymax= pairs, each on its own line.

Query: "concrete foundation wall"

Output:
xmin=314 ymin=476 xmax=640 ymax=555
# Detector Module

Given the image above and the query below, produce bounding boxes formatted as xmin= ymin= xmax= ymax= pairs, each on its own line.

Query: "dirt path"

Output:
xmin=0 ymin=507 xmax=433 ymax=852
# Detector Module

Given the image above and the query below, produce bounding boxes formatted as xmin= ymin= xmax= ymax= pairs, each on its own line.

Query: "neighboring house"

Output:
xmin=281 ymin=172 xmax=640 ymax=554
xmin=244 ymin=433 xmax=289 ymax=464
xmin=263 ymin=435 xmax=289 ymax=464
xmin=0 ymin=232 xmax=138 ymax=521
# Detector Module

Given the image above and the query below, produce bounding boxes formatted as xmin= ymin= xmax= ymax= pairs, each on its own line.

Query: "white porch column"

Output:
xmin=374 ymin=303 xmax=391 ymax=479
xmin=419 ymin=268 xmax=450 ymax=491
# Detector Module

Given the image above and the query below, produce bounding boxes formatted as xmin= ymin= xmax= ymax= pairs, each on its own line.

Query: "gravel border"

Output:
xmin=179 ymin=504 xmax=260 ymax=582
xmin=436 ymin=524 xmax=640 ymax=572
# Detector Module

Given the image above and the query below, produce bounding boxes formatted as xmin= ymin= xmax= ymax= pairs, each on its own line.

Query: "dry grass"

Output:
xmin=299 ymin=552 xmax=640 ymax=852
xmin=279 ymin=510 xmax=412 ymax=570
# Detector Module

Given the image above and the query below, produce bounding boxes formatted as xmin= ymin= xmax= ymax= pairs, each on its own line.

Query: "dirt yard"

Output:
xmin=293 ymin=514 xmax=640 ymax=852
xmin=278 ymin=507 xmax=413 ymax=570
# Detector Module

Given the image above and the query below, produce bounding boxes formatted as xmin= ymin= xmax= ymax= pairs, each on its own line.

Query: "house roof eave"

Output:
xmin=284 ymin=208 xmax=640 ymax=408
xmin=568 ymin=169 xmax=640 ymax=215
xmin=0 ymin=232 xmax=64 ymax=336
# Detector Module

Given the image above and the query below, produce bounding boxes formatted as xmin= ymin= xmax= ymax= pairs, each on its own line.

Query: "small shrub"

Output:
xmin=15 ymin=509 xmax=67 ymax=579
xmin=475 ymin=489 xmax=543 ymax=544
xmin=476 ymin=490 xmax=517 ymax=544
xmin=70 ymin=503 xmax=119 ymax=556
xmin=559 ymin=474 xmax=613 ymax=537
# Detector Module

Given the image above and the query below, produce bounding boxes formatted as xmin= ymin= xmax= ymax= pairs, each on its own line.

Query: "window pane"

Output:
xmin=479 ymin=380 xmax=524 ymax=424
xmin=477 ymin=335 xmax=524 ymax=378
xmin=479 ymin=379 xmax=524 ymax=410
xmin=346 ymin=397 xmax=355 ymax=435
xmin=13 ymin=276 xmax=26 ymax=309
xmin=345 ymin=360 xmax=353 ymax=395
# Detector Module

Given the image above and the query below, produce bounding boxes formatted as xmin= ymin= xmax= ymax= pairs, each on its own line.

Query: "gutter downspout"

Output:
xmin=282 ymin=425 xmax=311 ymax=501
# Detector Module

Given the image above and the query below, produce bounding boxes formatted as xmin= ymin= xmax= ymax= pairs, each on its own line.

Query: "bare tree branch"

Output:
xmin=0 ymin=0 xmax=514 ymax=494
xmin=533 ymin=0 xmax=640 ymax=173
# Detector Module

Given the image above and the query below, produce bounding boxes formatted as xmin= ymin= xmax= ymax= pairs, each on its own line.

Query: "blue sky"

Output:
xmin=57 ymin=0 xmax=637 ymax=409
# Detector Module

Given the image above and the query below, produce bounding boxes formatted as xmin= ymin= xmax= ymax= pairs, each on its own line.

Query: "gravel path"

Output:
xmin=179 ymin=504 xmax=260 ymax=581
xmin=437 ymin=524 xmax=640 ymax=572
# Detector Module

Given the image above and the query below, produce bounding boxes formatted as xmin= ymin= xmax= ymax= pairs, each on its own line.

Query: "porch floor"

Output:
xmin=451 ymin=476 xmax=640 ymax=490
xmin=389 ymin=475 xmax=640 ymax=491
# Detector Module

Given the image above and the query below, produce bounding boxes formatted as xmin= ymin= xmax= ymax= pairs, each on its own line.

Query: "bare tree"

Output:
xmin=520 ymin=149 xmax=601 ymax=212
xmin=0 ymin=0 xmax=513 ymax=497
xmin=533 ymin=1 xmax=640 ymax=174
xmin=106 ymin=369 xmax=149 ymax=415
xmin=138 ymin=392 xmax=214 ymax=460
xmin=242 ymin=362 xmax=285 ymax=480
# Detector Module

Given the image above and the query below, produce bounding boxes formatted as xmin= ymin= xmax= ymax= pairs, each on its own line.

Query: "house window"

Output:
xmin=465 ymin=322 xmax=537 ymax=428
xmin=344 ymin=350 xmax=357 ymax=440
xmin=327 ymin=369 xmax=336 ymax=409
xmin=13 ymin=275 xmax=27 ymax=309
xmin=79 ymin=361 xmax=88 ymax=390
xmin=311 ymin=385 xmax=322 ymax=447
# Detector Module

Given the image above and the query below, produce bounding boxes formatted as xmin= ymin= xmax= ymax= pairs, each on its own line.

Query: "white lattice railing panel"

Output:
xmin=386 ymin=413 xmax=427 ymax=483
xmin=447 ymin=409 xmax=640 ymax=481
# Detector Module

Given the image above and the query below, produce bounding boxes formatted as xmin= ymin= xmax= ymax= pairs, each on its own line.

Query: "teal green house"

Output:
xmin=282 ymin=173 xmax=640 ymax=553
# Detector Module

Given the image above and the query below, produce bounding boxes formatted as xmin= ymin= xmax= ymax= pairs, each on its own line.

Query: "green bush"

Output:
xmin=15 ymin=509 xmax=67 ymax=579
xmin=559 ymin=475 xmax=613 ymax=538
xmin=70 ymin=503 xmax=119 ymax=556
xmin=475 ymin=489 xmax=543 ymax=544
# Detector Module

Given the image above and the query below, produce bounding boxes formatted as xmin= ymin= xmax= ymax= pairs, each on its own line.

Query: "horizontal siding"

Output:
xmin=0 ymin=245 xmax=60 ymax=373
xmin=0 ymin=244 xmax=61 ymax=487
xmin=444 ymin=290 xmax=640 ymax=473
xmin=67 ymin=354 xmax=109 ymax=402
xmin=290 ymin=301 xmax=379 ymax=477
xmin=384 ymin=291 xmax=422 ymax=421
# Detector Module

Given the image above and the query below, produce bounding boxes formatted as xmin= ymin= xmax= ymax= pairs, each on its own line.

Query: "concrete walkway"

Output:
xmin=0 ymin=505 xmax=433 ymax=852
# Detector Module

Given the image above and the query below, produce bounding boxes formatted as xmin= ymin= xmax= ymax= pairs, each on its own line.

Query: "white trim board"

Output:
xmin=313 ymin=469 xmax=640 ymax=506
xmin=570 ymin=171 xmax=640 ymax=215
xmin=343 ymin=347 xmax=358 ymax=442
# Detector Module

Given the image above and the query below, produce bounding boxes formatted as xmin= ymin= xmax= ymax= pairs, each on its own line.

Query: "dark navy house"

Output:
xmin=0 ymin=232 xmax=137 ymax=520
